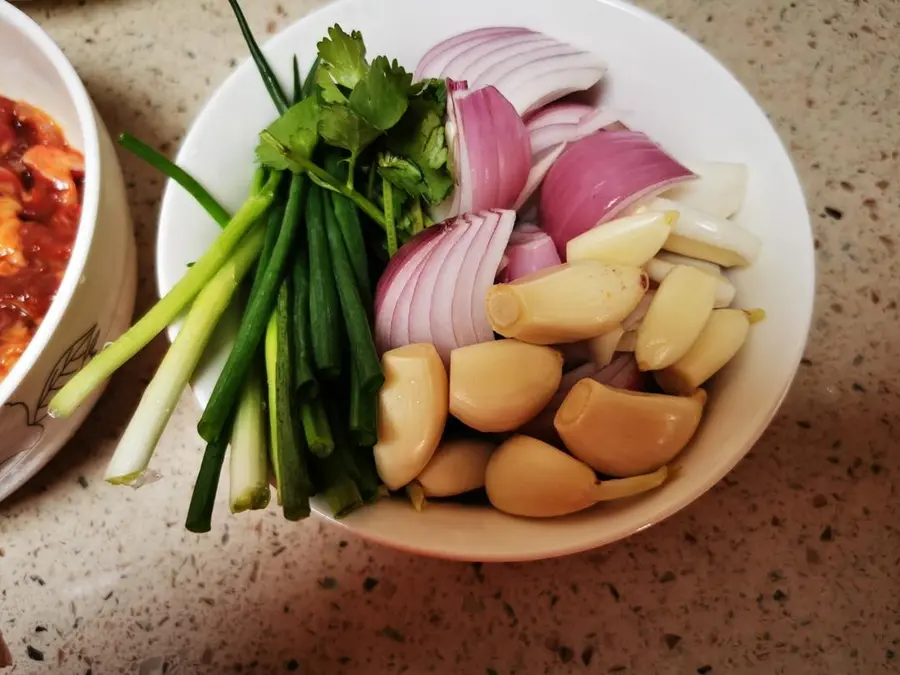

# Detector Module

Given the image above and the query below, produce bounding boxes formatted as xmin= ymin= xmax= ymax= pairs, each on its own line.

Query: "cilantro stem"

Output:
xmin=117 ymin=133 xmax=230 ymax=227
xmin=410 ymin=198 xmax=424 ymax=235
xmin=383 ymin=177 xmax=397 ymax=256
xmin=260 ymin=131 xmax=387 ymax=230
xmin=227 ymin=0 xmax=289 ymax=113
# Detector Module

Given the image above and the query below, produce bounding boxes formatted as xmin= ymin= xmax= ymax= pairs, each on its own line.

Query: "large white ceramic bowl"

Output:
xmin=0 ymin=4 xmax=137 ymax=502
xmin=157 ymin=0 xmax=814 ymax=561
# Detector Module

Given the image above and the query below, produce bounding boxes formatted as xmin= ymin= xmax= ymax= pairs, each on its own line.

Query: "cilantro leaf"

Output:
xmin=348 ymin=56 xmax=413 ymax=131
xmin=317 ymin=25 xmax=368 ymax=89
xmin=318 ymin=104 xmax=381 ymax=159
xmin=255 ymin=97 xmax=321 ymax=171
xmin=376 ymin=154 xmax=425 ymax=198
xmin=375 ymin=80 xmax=453 ymax=204
xmin=314 ymin=66 xmax=348 ymax=105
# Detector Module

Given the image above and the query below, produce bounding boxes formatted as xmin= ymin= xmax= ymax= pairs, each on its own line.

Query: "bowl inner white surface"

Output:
xmin=157 ymin=0 xmax=814 ymax=561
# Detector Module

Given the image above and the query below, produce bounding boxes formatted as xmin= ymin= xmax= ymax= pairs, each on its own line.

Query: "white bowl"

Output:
xmin=0 ymin=4 xmax=137 ymax=502
xmin=157 ymin=0 xmax=814 ymax=561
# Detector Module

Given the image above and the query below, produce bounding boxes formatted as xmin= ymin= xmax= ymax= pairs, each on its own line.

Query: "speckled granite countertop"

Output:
xmin=1 ymin=0 xmax=898 ymax=673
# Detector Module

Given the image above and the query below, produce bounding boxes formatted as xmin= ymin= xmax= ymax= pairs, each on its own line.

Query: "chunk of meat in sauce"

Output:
xmin=0 ymin=314 xmax=29 ymax=376
xmin=0 ymin=196 xmax=26 ymax=275
xmin=23 ymin=144 xmax=84 ymax=207
xmin=0 ymin=96 xmax=83 ymax=380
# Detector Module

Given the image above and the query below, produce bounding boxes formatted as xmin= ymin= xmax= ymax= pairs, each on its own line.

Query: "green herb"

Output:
xmin=255 ymin=97 xmax=321 ymax=171
xmin=118 ymin=133 xmax=231 ymax=227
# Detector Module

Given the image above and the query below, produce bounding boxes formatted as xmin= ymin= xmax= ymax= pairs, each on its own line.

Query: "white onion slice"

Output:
xmin=662 ymin=161 xmax=748 ymax=218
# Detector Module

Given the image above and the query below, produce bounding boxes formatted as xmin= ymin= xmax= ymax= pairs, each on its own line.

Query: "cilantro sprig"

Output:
xmin=255 ymin=23 xmax=454 ymax=250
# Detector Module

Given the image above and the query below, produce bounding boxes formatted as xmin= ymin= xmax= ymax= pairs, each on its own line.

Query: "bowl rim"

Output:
xmin=0 ymin=3 xmax=102 ymax=405
xmin=155 ymin=0 xmax=815 ymax=561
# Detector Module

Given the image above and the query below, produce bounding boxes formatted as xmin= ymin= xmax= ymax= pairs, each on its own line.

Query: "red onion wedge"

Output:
xmin=540 ymin=131 xmax=695 ymax=254
xmin=435 ymin=82 xmax=531 ymax=220
xmin=415 ymin=27 xmax=530 ymax=80
xmin=374 ymin=210 xmax=516 ymax=362
xmin=504 ymin=225 xmax=561 ymax=281
xmin=525 ymin=102 xmax=594 ymax=129
xmin=416 ymin=28 xmax=607 ymax=116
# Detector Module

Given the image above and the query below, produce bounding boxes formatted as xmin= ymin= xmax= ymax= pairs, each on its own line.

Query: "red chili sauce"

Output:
xmin=0 ymin=96 xmax=83 ymax=381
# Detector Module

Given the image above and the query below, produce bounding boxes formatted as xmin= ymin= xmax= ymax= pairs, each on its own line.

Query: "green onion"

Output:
xmin=49 ymin=171 xmax=282 ymax=419
xmin=325 ymin=153 xmax=372 ymax=306
xmin=311 ymin=445 xmax=363 ymax=518
xmin=103 ymin=225 xmax=266 ymax=484
xmin=290 ymin=252 xmax=317 ymax=398
xmin=118 ymin=133 xmax=231 ymax=228
xmin=305 ymin=184 xmax=343 ymax=378
xmin=302 ymin=55 xmax=321 ymax=100
xmin=226 ymin=0 xmax=289 ymax=113
xmin=349 ymin=363 xmax=378 ymax=447
xmin=198 ymin=172 xmax=306 ymax=443
xmin=299 ymin=398 xmax=334 ymax=457
xmin=292 ymin=55 xmax=302 ymax=105
xmin=229 ymin=365 xmax=270 ymax=513
xmin=185 ymin=425 xmax=233 ymax=533
xmin=323 ymin=196 xmax=383 ymax=396
xmin=265 ymin=285 xmax=311 ymax=520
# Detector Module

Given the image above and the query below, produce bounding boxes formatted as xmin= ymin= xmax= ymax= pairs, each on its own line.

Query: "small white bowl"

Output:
xmin=0 ymin=4 xmax=137 ymax=502
xmin=157 ymin=0 xmax=814 ymax=561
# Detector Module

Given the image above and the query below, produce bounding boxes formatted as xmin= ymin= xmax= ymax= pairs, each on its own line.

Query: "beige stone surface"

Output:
xmin=1 ymin=0 xmax=899 ymax=673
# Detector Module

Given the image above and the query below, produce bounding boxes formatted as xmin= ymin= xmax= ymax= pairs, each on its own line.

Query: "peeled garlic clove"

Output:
xmin=654 ymin=308 xmax=751 ymax=395
xmin=554 ymin=379 xmax=705 ymax=477
xmin=450 ymin=340 xmax=563 ymax=432
xmin=653 ymin=250 xmax=723 ymax=277
xmin=566 ymin=211 xmax=676 ymax=267
xmin=374 ymin=343 xmax=448 ymax=490
xmin=645 ymin=252 xmax=735 ymax=308
xmin=662 ymin=161 xmax=748 ymax=218
xmin=635 ymin=265 xmax=717 ymax=371
xmin=486 ymin=261 xmax=648 ymax=344
xmin=647 ymin=197 xmax=761 ymax=267
xmin=416 ymin=438 xmax=495 ymax=497
xmin=587 ymin=325 xmax=624 ymax=367
xmin=594 ymin=466 xmax=670 ymax=501
xmin=485 ymin=435 xmax=600 ymax=517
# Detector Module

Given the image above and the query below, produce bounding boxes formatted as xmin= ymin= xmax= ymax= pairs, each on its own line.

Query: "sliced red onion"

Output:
xmin=435 ymin=83 xmax=531 ymax=220
xmin=539 ymin=131 xmax=695 ymax=254
xmin=504 ymin=226 xmax=561 ymax=281
xmin=525 ymin=102 xmax=594 ymax=129
xmin=416 ymin=28 xmax=607 ymax=116
xmin=374 ymin=210 xmax=516 ymax=362
xmin=514 ymin=142 xmax=567 ymax=211
xmin=375 ymin=226 xmax=446 ymax=353
xmin=415 ymin=27 xmax=531 ymax=80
